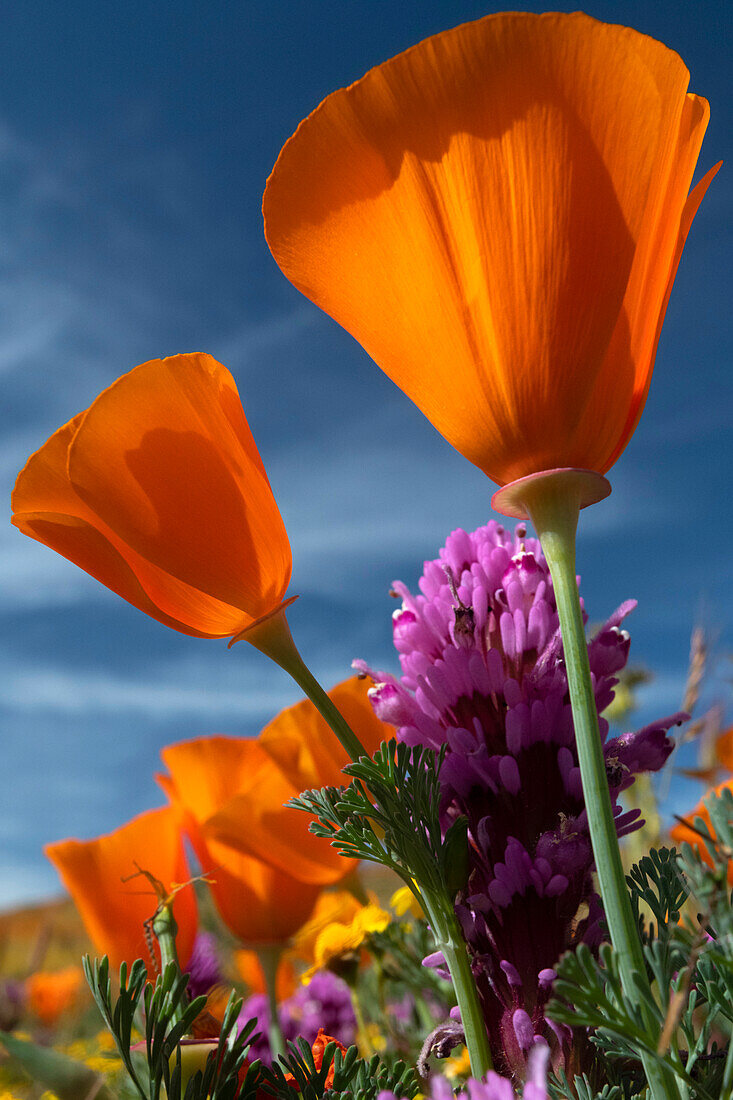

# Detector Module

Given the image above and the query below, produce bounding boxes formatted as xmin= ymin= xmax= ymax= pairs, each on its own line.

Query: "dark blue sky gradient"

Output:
xmin=0 ymin=1 xmax=730 ymax=906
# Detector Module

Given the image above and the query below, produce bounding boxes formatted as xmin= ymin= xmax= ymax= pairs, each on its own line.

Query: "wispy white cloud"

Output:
xmin=0 ymin=523 xmax=102 ymax=609
xmin=0 ymin=287 xmax=79 ymax=379
xmin=271 ymin=427 xmax=676 ymax=597
xmin=0 ymin=657 xmax=288 ymax=719
xmin=219 ymin=305 xmax=320 ymax=363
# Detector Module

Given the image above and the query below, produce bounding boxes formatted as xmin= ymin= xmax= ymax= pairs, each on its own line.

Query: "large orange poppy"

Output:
xmin=158 ymin=750 xmax=321 ymax=944
xmin=45 ymin=805 xmax=198 ymax=971
xmin=198 ymin=676 xmax=390 ymax=882
xmin=12 ymin=353 xmax=292 ymax=640
xmin=264 ymin=12 xmax=716 ymax=485
xmin=257 ymin=675 xmax=389 ymax=788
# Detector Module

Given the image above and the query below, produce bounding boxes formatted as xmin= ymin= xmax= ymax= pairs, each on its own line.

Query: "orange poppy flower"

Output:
xmin=45 ymin=806 xmax=198 ymax=971
xmin=670 ymin=778 xmax=733 ymax=885
xmin=257 ymin=675 xmax=389 ymax=787
xmin=264 ymin=12 xmax=716 ymax=486
xmin=158 ymin=754 xmax=321 ymax=945
xmin=176 ymin=676 xmax=389 ymax=885
xmin=12 ymin=353 xmax=292 ymax=640
xmin=25 ymin=966 xmax=84 ymax=1027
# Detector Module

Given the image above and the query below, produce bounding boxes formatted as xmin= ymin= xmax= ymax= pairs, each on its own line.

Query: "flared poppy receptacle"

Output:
xmin=491 ymin=468 xmax=611 ymax=520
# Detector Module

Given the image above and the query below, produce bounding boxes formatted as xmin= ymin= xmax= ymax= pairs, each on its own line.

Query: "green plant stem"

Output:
xmin=152 ymin=902 xmax=185 ymax=1028
xmin=257 ymin=945 xmax=286 ymax=1063
xmin=243 ymin=610 xmax=368 ymax=763
xmin=246 ymin=614 xmax=492 ymax=1075
xmin=345 ymin=975 xmax=375 ymax=1059
xmin=420 ymin=890 xmax=493 ymax=1078
xmin=523 ymin=477 xmax=682 ymax=1100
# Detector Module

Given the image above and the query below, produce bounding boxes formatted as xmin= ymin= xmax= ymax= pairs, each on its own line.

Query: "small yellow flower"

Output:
xmin=299 ymin=896 xmax=390 ymax=982
xmin=291 ymin=891 xmax=363 ymax=961
xmin=360 ymin=1023 xmax=387 ymax=1053
xmin=390 ymin=886 xmax=423 ymax=919
xmin=94 ymin=1030 xmax=116 ymax=1052
xmin=445 ymin=1045 xmax=471 ymax=1080
xmin=354 ymin=903 xmax=391 ymax=937
xmin=57 ymin=1031 xmax=121 ymax=1080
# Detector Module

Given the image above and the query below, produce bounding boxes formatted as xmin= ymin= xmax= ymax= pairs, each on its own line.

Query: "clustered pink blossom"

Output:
xmin=358 ymin=522 xmax=683 ymax=1078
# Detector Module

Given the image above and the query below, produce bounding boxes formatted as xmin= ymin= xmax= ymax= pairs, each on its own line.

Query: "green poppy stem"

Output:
xmin=245 ymin=610 xmax=492 ymax=1076
xmin=257 ymin=945 xmax=286 ymax=1064
xmin=152 ymin=901 xmax=185 ymax=1028
xmin=420 ymin=890 xmax=493 ymax=1078
xmin=242 ymin=609 xmax=368 ymax=764
xmin=344 ymin=973 xmax=375 ymax=1059
xmin=520 ymin=475 xmax=682 ymax=1100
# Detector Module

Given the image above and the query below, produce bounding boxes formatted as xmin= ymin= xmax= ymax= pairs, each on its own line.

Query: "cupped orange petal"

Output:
xmin=264 ymin=12 xmax=714 ymax=484
xmin=44 ymin=806 xmax=198 ymax=971
xmin=161 ymin=680 xmax=390 ymax=888
xmin=159 ymin=751 xmax=321 ymax=943
xmin=12 ymin=354 xmax=292 ymax=639
xmin=25 ymin=966 xmax=85 ymax=1027
xmin=258 ymin=675 xmax=391 ymax=788
xmin=202 ymin=763 xmax=347 ymax=887
xmin=162 ymin=735 xmax=348 ymax=887
xmin=190 ymin=835 xmax=319 ymax=944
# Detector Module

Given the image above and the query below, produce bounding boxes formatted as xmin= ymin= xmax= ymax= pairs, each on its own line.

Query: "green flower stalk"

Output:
xmin=291 ymin=741 xmax=493 ymax=1077
xmin=243 ymin=607 xmax=493 ymax=1073
xmin=257 ymin=945 xmax=287 ymax=1063
xmin=242 ymin=608 xmax=369 ymax=764
xmin=495 ymin=468 xmax=683 ymax=1100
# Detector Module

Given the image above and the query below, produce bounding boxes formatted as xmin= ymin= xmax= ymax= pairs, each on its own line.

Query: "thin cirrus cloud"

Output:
xmin=0 ymin=655 xmax=291 ymax=720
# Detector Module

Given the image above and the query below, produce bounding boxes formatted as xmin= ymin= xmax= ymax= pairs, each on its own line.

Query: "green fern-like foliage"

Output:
xmin=83 ymin=955 xmax=261 ymax=1100
xmin=626 ymin=846 xmax=689 ymax=943
xmin=549 ymin=1069 xmax=637 ymax=1100
xmin=289 ymin=740 xmax=468 ymax=904
xmin=548 ymin=810 xmax=733 ymax=1100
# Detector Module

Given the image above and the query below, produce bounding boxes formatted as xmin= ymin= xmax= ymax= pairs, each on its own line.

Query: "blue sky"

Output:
xmin=1 ymin=0 xmax=730 ymax=908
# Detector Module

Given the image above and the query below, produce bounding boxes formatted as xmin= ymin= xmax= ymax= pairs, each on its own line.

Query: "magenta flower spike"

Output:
xmin=357 ymin=522 xmax=684 ymax=1078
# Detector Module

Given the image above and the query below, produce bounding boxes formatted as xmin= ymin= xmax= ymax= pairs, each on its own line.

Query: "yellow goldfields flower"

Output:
xmin=296 ymin=894 xmax=390 ymax=982
xmin=361 ymin=1023 xmax=387 ymax=1053
xmin=390 ymin=886 xmax=423 ymax=919
xmin=445 ymin=1045 xmax=471 ymax=1080
xmin=291 ymin=891 xmax=362 ymax=961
